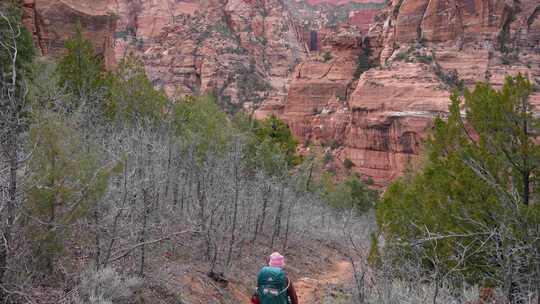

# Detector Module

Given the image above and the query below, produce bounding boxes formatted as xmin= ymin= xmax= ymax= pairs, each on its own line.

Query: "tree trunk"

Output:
xmin=164 ymin=137 xmax=173 ymax=201
xmin=271 ymin=186 xmax=284 ymax=250
xmin=282 ymin=196 xmax=295 ymax=252
xmin=0 ymin=141 xmax=17 ymax=300
xmin=94 ymin=208 xmax=101 ymax=270
xmin=258 ymin=185 xmax=270 ymax=237
xmin=433 ymin=282 xmax=439 ymax=304
xmin=46 ymin=154 xmax=58 ymax=275
xmin=139 ymin=188 xmax=150 ymax=277
xmin=103 ymin=161 xmax=129 ymax=268
xmin=226 ymin=165 xmax=239 ymax=267
xmin=523 ymin=169 xmax=530 ymax=206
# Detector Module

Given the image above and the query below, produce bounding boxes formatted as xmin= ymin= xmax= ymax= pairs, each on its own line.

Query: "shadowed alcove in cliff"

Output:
xmin=309 ymin=30 xmax=318 ymax=51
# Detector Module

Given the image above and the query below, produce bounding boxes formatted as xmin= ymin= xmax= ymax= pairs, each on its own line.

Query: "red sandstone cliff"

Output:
xmin=259 ymin=0 xmax=539 ymax=186
xmin=21 ymin=0 xmax=540 ymax=186
xmin=22 ymin=0 xmax=308 ymax=110
xmin=351 ymin=0 xmax=540 ymax=185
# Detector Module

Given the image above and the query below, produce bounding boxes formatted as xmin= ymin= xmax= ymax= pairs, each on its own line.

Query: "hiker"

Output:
xmin=252 ymin=252 xmax=298 ymax=304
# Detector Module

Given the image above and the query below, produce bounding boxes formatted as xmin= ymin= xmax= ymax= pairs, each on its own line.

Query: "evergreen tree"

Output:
xmin=238 ymin=114 xmax=302 ymax=176
xmin=107 ymin=54 xmax=167 ymax=125
xmin=56 ymin=24 xmax=105 ymax=103
xmin=172 ymin=95 xmax=231 ymax=158
xmin=25 ymin=112 xmax=117 ymax=275
xmin=377 ymin=75 xmax=540 ymax=300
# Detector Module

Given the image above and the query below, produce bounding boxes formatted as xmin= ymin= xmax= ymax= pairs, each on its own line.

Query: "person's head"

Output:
xmin=268 ymin=252 xmax=285 ymax=268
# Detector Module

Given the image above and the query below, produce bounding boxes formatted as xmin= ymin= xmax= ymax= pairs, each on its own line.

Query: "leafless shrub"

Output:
xmin=75 ymin=267 xmax=142 ymax=304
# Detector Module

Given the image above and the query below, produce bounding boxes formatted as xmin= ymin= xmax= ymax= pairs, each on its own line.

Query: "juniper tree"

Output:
xmin=25 ymin=112 xmax=117 ymax=275
xmin=377 ymin=75 xmax=540 ymax=303
xmin=56 ymin=24 xmax=105 ymax=105
xmin=106 ymin=54 xmax=167 ymax=126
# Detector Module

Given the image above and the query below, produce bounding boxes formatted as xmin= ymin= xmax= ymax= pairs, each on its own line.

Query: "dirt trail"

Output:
xmin=294 ymin=260 xmax=353 ymax=303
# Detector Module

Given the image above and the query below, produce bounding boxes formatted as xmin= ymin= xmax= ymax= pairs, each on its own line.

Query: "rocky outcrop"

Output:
xmin=343 ymin=61 xmax=449 ymax=184
xmin=305 ymin=0 xmax=385 ymax=5
xmin=349 ymin=9 xmax=379 ymax=32
xmin=369 ymin=0 xmax=540 ymax=64
xmin=263 ymin=0 xmax=539 ymax=186
xmin=21 ymin=0 xmax=116 ymax=60
xmin=286 ymin=0 xmax=386 ymax=34
xmin=21 ymin=0 xmax=540 ymax=186
xmin=22 ymin=0 xmax=307 ymax=110
xmin=256 ymin=26 xmax=361 ymax=138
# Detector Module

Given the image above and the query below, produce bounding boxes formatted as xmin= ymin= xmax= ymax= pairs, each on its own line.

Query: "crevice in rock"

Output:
xmin=318 ymin=63 xmax=334 ymax=79
xmin=392 ymin=0 xmax=405 ymax=19
xmin=497 ymin=0 xmax=519 ymax=53
xmin=454 ymin=0 xmax=465 ymax=45
xmin=417 ymin=0 xmax=431 ymax=42
xmin=32 ymin=4 xmax=47 ymax=56
xmin=527 ymin=5 xmax=540 ymax=29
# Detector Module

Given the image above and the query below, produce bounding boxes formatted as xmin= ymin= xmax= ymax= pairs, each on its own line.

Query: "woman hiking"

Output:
xmin=252 ymin=252 xmax=298 ymax=304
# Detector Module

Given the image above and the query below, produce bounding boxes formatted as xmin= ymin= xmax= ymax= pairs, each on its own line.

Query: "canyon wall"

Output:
xmin=260 ymin=0 xmax=539 ymax=186
xmin=359 ymin=0 xmax=540 ymax=185
xmin=21 ymin=0 xmax=540 ymax=186
xmin=22 ymin=0 xmax=309 ymax=111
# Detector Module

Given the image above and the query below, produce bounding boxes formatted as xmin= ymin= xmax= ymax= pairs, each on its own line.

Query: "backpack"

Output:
xmin=257 ymin=266 xmax=290 ymax=304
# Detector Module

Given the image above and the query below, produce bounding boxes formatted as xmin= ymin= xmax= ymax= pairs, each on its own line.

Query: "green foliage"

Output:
xmin=367 ymin=232 xmax=381 ymax=268
xmin=415 ymin=54 xmax=433 ymax=64
xmin=323 ymin=175 xmax=378 ymax=213
xmin=29 ymin=59 xmax=64 ymax=110
xmin=172 ymin=95 xmax=232 ymax=158
xmin=0 ymin=4 xmax=35 ymax=77
xmin=322 ymin=51 xmax=333 ymax=62
xmin=26 ymin=111 xmax=117 ymax=274
xmin=56 ymin=24 xmax=106 ymax=104
xmin=377 ymin=75 xmax=540 ymax=285
xmin=433 ymin=64 xmax=464 ymax=91
xmin=234 ymin=114 xmax=302 ymax=176
xmin=252 ymin=115 xmax=301 ymax=167
xmin=394 ymin=50 xmax=410 ymax=62
xmin=0 ymin=2 xmax=36 ymax=129
xmin=235 ymin=61 xmax=271 ymax=108
xmin=106 ymin=54 xmax=167 ymax=125
xmin=343 ymin=158 xmax=354 ymax=170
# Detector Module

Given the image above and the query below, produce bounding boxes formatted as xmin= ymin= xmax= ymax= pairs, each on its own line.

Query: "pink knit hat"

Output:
xmin=269 ymin=252 xmax=285 ymax=268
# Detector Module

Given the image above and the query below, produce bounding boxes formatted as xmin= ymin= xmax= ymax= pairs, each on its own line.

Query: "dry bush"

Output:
xmin=74 ymin=267 xmax=142 ymax=304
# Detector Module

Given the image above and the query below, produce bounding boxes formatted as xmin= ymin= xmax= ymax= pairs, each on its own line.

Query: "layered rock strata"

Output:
xmin=22 ymin=0 xmax=308 ymax=110
xmin=21 ymin=0 xmax=540 ymax=186
xmin=260 ymin=0 xmax=539 ymax=186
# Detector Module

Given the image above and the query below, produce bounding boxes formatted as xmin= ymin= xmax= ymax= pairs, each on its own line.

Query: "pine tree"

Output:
xmin=107 ymin=54 xmax=167 ymax=125
xmin=25 ymin=112 xmax=117 ymax=275
xmin=57 ymin=24 xmax=105 ymax=103
xmin=172 ymin=95 xmax=232 ymax=159
xmin=377 ymin=75 xmax=540 ymax=301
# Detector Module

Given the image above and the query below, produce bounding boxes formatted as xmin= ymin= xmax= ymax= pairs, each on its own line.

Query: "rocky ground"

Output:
xmin=27 ymin=228 xmax=357 ymax=303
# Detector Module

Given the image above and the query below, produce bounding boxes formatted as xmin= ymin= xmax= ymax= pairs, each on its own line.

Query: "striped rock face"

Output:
xmin=22 ymin=0 xmax=539 ymax=186
xmin=259 ymin=0 xmax=539 ymax=187
xmin=21 ymin=0 xmax=308 ymax=109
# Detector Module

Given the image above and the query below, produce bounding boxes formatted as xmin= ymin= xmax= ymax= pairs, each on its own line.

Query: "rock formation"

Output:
xmin=260 ymin=0 xmax=539 ymax=186
xmin=20 ymin=0 xmax=540 ymax=186
xmin=22 ymin=0 xmax=310 ymax=111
